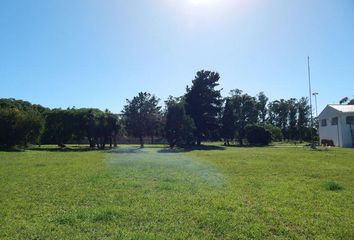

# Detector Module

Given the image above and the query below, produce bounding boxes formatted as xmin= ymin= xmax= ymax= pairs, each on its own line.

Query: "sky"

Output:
xmin=0 ymin=0 xmax=353 ymax=114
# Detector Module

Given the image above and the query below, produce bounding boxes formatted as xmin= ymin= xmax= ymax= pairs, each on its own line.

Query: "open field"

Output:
xmin=0 ymin=144 xmax=353 ymax=239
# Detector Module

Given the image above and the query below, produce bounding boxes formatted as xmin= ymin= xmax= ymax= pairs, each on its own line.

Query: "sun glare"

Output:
xmin=160 ymin=0 xmax=252 ymax=29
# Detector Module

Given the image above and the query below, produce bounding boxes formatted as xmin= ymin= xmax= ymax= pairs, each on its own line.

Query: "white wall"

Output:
xmin=341 ymin=113 xmax=354 ymax=147
xmin=318 ymin=106 xmax=354 ymax=147
xmin=319 ymin=120 xmax=341 ymax=147
xmin=319 ymin=107 xmax=342 ymax=147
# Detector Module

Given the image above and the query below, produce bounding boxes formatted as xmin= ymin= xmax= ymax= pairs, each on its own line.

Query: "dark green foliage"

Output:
xmin=42 ymin=109 xmax=75 ymax=147
xmin=268 ymin=99 xmax=289 ymax=138
xmin=43 ymin=108 xmax=120 ymax=149
xmin=324 ymin=181 xmax=343 ymax=191
xmin=267 ymin=97 xmax=312 ymax=142
xmin=263 ymin=124 xmax=283 ymax=141
xmin=229 ymin=89 xmax=258 ymax=145
xmin=0 ymin=100 xmax=44 ymax=147
xmin=297 ymin=97 xmax=311 ymax=141
xmin=245 ymin=124 xmax=271 ymax=145
xmin=165 ymin=97 xmax=196 ymax=148
xmin=1 ymin=71 xmax=315 ymax=148
xmin=123 ymin=92 xmax=162 ymax=147
xmin=185 ymin=70 xmax=223 ymax=145
xmin=257 ymin=92 xmax=268 ymax=123
xmin=339 ymin=97 xmax=354 ymax=105
xmin=287 ymin=98 xmax=298 ymax=140
xmin=221 ymin=98 xmax=236 ymax=145
xmin=89 ymin=109 xmax=121 ymax=149
xmin=0 ymin=98 xmax=48 ymax=113
xmin=221 ymin=90 xmax=313 ymax=145
xmin=339 ymin=97 xmax=349 ymax=105
xmin=0 ymin=98 xmax=121 ymax=149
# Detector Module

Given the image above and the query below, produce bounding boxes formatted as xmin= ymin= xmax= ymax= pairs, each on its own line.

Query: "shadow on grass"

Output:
xmin=28 ymin=146 xmax=100 ymax=152
xmin=224 ymin=144 xmax=270 ymax=148
xmin=14 ymin=144 xmax=228 ymax=153
xmin=158 ymin=144 xmax=226 ymax=153
xmin=157 ymin=148 xmax=184 ymax=154
xmin=0 ymin=147 xmax=25 ymax=152
xmin=107 ymin=146 xmax=144 ymax=154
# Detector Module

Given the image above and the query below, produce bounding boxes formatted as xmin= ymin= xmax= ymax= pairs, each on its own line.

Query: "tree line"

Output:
xmin=0 ymin=70 xmax=323 ymax=149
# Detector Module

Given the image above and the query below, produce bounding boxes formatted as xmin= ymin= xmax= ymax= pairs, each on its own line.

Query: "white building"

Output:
xmin=318 ymin=105 xmax=354 ymax=147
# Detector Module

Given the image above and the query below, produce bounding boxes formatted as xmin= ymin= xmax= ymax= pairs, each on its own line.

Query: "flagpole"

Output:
xmin=308 ymin=56 xmax=315 ymax=148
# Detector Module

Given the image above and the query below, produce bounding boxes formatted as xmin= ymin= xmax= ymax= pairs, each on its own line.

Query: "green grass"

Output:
xmin=0 ymin=144 xmax=353 ymax=239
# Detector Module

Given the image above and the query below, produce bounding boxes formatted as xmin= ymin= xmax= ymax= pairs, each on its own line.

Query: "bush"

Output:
xmin=165 ymin=100 xmax=196 ymax=148
xmin=263 ymin=124 xmax=283 ymax=141
xmin=0 ymin=108 xmax=44 ymax=147
xmin=245 ymin=124 xmax=272 ymax=146
xmin=324 ymin=181 xmax=342 ymax=191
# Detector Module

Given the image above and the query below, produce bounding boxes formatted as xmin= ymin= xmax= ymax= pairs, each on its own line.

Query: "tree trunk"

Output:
xmin=89 ymin=139 xmax=95 ymax=148
xmin=96 ymin=138 xmax=100 ymax=149
xmin=139 ymin=136 xmax=144 ymax=148
xmin=113 ymin=134 xmax=117 ymax=147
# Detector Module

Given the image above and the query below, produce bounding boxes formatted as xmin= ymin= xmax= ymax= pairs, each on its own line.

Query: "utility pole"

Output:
xmin=312 ymin=92 xmax=318 ymax=117
xmin=308 ymin=56 xmax=315 ymax=148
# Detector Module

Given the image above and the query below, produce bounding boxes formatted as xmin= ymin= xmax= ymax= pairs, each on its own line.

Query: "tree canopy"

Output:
xmin=185 ymin=70 xmax=223 ymax=145
xmin=122 ymin=92 xmax=161 ymax=147
xmin=0 ymin=70 xmax=316 ymax=149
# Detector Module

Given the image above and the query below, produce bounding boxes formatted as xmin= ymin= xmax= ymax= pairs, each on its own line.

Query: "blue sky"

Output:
xmin=1 ymin=0 xmax=353 ymax=114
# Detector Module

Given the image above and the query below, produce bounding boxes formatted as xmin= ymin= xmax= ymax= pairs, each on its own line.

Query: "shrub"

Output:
xmin=245 ymin=124 xmax=272 ymax=145
xmin=324 ymin=181 xmax=342 ymax=191
xmin=263 ymin=124 xmax=283 ymax=141
xmin=0 ymin=108 xmax=44 ymax=147
xmin=165 ymin=99 xmax=196 ymax=148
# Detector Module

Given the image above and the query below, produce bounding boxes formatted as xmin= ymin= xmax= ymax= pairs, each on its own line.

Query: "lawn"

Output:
xmin=0 ymin=144 xmax=353 ymax=239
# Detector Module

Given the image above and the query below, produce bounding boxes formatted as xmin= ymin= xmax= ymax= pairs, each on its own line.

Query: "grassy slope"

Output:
xmin=0 ymin=145 xmax=353 ymax=239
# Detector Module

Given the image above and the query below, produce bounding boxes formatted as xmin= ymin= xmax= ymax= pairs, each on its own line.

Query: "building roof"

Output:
xmin=328 ymin=104 xmax=354 ymax=113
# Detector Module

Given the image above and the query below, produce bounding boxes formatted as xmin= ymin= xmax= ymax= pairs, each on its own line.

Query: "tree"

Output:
xmin=146 ymin=110 xmax=164 ymax=144
xmin=297 ymin=97 xmax=311 ymax=142
xmin=0 ymin=108 xmax=44 ymax=147
xmin=339 ymin=97 xmax=354 ymax=105
xmin=257 ymin=92 xmax=268 ymax=123
xmin=230 ymin=89 xmax=258 ymax=145
xmin=245 ymin=124 xmax=272 ymax=145
xmin=185 ymin=70 xmax=223 ymax=145
xmin=0 ymin=98 xmax=45 ymax=147
xmin=42 ymin=109 xmax=75 ymax=147
xmin=81 ymin=109 xmax=101 ymax=148
xmin=263 ymin=124 xmax=282 ymax=142
xmin=122 ymin=92 xmax=161 ymax=147
xmin=165 ymin=97 xmax=196 ymax=148
xmin=268 ymin=99 xmax=289 ymax=139
xmin=221 ymin=97 xmax=236 ymax=145
xmin=104 ymin=110 xmax=121 ymax=148
xmin=287 ymin=98 xmax=298 ymax=140
xmin=339 ymin=97 xmax=349 ymax=105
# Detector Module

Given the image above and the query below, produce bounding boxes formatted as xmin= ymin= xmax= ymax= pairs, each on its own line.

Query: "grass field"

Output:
xmin=0 ymin=144 xmax=353 ymax=239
